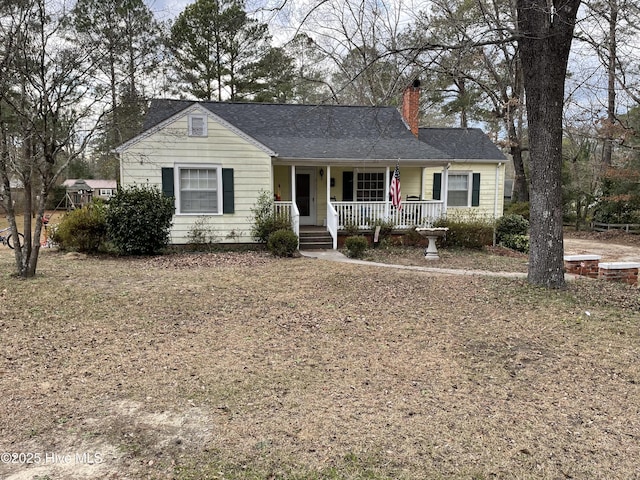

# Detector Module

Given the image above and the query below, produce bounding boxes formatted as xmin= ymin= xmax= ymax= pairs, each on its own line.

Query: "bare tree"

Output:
xmin=574 ymin=0 xmax=640 ymax=169
xmin=293 ymin=0 xmax=413 ymax=105
xmin=0 ymin=0 xmax=106 ymax=278
xmin=410 ymin=0 xmax=529 ymax=201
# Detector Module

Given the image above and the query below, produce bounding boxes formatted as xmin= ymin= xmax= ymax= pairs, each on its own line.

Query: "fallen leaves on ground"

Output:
xmin=0 ymin=249 xmax=639 ymax=480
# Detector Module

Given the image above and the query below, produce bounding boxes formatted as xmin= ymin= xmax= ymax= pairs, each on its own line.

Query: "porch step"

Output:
xmin=298 ymin=228 xmax=333 ymax=250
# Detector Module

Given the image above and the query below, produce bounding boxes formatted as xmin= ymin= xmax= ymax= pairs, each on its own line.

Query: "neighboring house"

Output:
xmin=115 ymin=83 xmax=507 ymax=248
xmin=62 ymin=179 xmax=117 ymax=208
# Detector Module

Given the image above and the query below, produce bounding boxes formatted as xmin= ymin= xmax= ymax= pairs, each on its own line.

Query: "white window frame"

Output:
xmin=447 ymin=172 xmax=472 ymax=207
xmin=99 ymin=189 xmax=114 ymax=197
xmin=355 ymin=169 xmax=386 ymax=201
xmin=188 ymin=114 xmax=208 ymax=137
xmin=175 ymin=164 xmax=223 ymax=215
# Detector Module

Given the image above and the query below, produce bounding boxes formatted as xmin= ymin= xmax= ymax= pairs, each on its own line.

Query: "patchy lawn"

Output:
xmin=361 ymin=245 xmax=529 ymax=273
xmin=0 ymin=248 xmax=639 ymax=479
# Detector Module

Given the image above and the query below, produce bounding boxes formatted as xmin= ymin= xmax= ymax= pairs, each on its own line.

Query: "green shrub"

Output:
xmin=105 ymin=185 xmax=174 ymax=255
xmin=51 ymin=200 xmax=107 ymax=253
xmin=250 ymin=191 xmax=292 ymax=243
xmin=495 ymin=214 xmax=529 ymax=243
xmin=501 ymin=234 xmax=530 ymax=253
xmin=434 ymin=213 xmax=494 ymax=249
xmin=267 ymin=229 xmax=299 ymax=257
xmin=344 ymin=235 xmax=368 ymax=258
xmin=504 ymin=201 xmax=530 ymax=220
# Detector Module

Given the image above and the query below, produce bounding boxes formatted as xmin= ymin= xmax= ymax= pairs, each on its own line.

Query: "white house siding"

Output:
xmin=423 ymin=163 xmax=505 ymax=219
xmin=397 ymin=166 xmax=423 ymax=199
xmin=120 ymin=111 xmax=272 ymax=244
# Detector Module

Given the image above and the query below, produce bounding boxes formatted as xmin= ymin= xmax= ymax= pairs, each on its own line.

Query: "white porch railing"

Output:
xmin=277 ymin=200 xmax=443 ymax=249
xmin=291 ymin=202 xmax=300 ymax=241
xmin=274 ymin=201 xmax=300 ymax=240
xmin=332 ymin=200 xmax=444 ymax=230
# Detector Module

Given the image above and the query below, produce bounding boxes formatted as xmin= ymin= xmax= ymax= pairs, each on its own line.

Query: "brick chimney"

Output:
xmin=401 ymin=79 xmax=421 ymax=137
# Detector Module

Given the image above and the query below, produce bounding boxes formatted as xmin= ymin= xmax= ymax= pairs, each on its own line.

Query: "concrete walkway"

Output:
xmin=299 ymin=249 xmax=529 ymax=279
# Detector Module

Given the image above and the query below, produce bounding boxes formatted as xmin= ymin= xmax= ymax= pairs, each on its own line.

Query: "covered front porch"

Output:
xmin=272 ymin=163 xmax=448 ymax=249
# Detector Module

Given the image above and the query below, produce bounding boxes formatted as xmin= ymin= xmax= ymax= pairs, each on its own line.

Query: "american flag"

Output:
xmin=390 ymin=162 xmax=402 ymax=210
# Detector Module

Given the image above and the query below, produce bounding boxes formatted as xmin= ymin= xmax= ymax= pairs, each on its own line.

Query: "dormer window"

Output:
xmin=188 ymin=114 xmax=207 ymax=137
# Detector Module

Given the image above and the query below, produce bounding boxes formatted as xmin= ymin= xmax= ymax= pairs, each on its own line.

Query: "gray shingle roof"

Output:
xmin=143 ymin=99 xmax=451 ymax=161
xmin=418 ymin=127 xmax=506 ymax=161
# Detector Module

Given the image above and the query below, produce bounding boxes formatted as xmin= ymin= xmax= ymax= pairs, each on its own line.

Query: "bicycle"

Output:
xmin=0 ymin=227 xmax=24 ymax=249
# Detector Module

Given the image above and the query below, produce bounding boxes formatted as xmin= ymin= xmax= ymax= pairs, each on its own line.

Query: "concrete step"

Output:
xmin=298 ymin=230 xmax=333 ymax=250
xmin=299 ymin=240 xmax=334 ymax=250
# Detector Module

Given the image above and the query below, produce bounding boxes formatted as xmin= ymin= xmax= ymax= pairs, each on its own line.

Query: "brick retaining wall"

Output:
xmin=563 ymin=255 xmax=602 ymax=279
xmin=598 ymin=262 xmax=640 ymax=286
xmin=564 ymin=255 xmax=639 ymax=286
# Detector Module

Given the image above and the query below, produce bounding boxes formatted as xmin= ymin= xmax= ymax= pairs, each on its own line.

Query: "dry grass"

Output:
xmin=362 ymin=245 xmax=529 ymax=273
xmin=0 ymin=247 xmax=640 ymax=479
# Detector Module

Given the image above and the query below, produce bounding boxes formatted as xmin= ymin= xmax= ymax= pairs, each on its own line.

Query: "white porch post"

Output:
xmin=291 ymin=164 xmax=296 ymax=203
xmin=384 ymin=165 xmax=390 ymax=218
xmin=326 ymin=165 xmax=331 ymax=204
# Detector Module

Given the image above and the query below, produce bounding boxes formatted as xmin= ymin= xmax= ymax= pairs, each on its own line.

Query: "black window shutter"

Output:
xmin=222 ymin=168 xmax=234 ymax=214
xmin=433 ymin=173 xmax=442 ymax=200
xmin=161 ymin=167 xmax=174 ymax=198
xmin=472 ymin=173 xmax=481 ymax=207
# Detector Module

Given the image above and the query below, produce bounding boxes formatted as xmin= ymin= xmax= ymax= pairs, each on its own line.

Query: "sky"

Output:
xmin=143 ymin=0 xmax=302 ymax=43
xmin=144 ymin=0 xmax=191 ymax=20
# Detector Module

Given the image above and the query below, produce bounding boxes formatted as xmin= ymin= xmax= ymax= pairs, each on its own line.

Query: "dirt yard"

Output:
xmin=0 ymin=242 xmax=639 ymax=479
xmin=564 ymin=231 xmax=640 ymax=262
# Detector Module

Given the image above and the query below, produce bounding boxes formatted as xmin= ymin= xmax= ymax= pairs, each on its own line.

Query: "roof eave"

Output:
xmin=272 ymin=157 xmax=452 ymax=166
xmin=447 ymin=158 xmax=507 ymax=163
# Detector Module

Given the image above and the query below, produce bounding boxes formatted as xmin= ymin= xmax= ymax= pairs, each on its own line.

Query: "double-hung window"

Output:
xmin=447 ymin=173 xmax=470 ymax=207
xmin=177 ymin=166 xmax=222 ymax=214
xmin=433 ymin=171 xmax=480 ymax=207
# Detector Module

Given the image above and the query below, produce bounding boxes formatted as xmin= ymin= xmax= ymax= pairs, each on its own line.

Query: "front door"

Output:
xmin=296 ymin=168 xmax=316 ymax=225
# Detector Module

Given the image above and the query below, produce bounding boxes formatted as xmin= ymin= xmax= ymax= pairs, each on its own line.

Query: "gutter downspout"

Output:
xmin=494 ymin=162 xmax=502 ymax=219
xmin=443 ymin=163 xmax=450 ymax=218
xmin=384 ymin=165 xmax=390 ymax=219
xmin=494 ymin=162 xmax=502 ymax=246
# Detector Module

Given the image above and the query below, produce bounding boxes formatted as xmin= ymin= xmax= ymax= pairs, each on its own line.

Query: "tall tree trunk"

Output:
xmin=458 ymin=78 xmax=468 ymax=128
xmin=602 ymin=0 xmax=617 ymax=167
xmin=517 ymin=0 xmax=581 ymax=288
xmin=508 ymin=116 xmax=529 ymax=202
